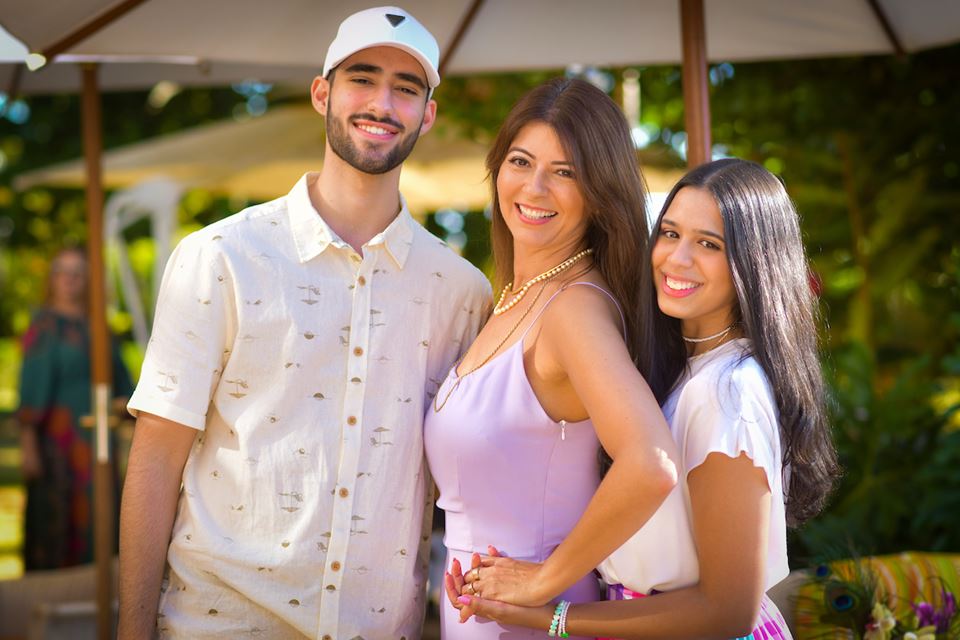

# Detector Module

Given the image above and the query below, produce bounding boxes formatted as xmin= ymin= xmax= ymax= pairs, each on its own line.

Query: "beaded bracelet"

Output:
xmin=559 ymin=599 xmax=571 ymax=637
xmin=548 ymin=600 xmax=571 ymax=637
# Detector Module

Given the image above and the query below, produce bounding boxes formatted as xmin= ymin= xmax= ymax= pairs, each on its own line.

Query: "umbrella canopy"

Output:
xmin=2 ymin=0 xmax=958 ymax=94
xmin=13 ymin=104 xmax=686 ymax=212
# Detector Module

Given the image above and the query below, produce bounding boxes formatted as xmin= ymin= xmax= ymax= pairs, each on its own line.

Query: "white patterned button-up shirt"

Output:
xmin=128 ymin=173 xmax=491 ymax=639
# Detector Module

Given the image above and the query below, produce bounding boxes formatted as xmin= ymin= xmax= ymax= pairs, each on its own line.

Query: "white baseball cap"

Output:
xmin=323 ymin=6 xmax=441 ymax=89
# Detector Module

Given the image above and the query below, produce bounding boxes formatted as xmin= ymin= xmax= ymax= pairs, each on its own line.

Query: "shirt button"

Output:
xmin=323 ymin=635 xmax=332 ymax=640
xmin=331 ymin=561 xmax=341 ymax=571
xmin=357 ymin=275 xmax=367 ymax=286
xmin=347 ymin=416 xmax=357 ymax=426
xmin=353 ymin=346 xmax=364 ymax=356
xmin=350 ymin=254 xmax=361 ymax=263
xmin=339 ymin=488 xmax=349 ymax=498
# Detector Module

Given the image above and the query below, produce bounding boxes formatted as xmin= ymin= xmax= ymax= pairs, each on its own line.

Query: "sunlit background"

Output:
xmin=0 ymin=26 xmax=958 ymax=621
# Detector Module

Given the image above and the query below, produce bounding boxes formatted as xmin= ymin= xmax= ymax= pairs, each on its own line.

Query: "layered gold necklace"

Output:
xmin=493 ymin=248 xmax=593 ymax=315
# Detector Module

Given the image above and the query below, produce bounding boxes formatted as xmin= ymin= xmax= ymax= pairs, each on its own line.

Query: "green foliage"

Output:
xmin=434 ymin=71 xmax=560 ymax=143
xmin=709 ymin=47 xmax=960 ymax=364
xmin=795 ymin=258 xmax=960 ymax=559
xmin=795 ymin=342 xmax=960 ymax=557
xmin=0 ymin=339 xmax=19 ymax=413
xmin=435 ymin=66 xmax=688 ymax=160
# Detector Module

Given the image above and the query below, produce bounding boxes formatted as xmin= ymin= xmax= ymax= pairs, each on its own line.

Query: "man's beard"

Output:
xmin=326 ymin=106 xmax=422 ymax=175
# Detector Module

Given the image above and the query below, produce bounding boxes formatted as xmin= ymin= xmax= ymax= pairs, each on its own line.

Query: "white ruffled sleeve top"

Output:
xmin=597 ymin=338 xmax=790 ymax=594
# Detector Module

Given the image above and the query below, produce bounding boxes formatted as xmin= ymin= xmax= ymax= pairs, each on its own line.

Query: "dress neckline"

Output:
xmin=452 ymin=333 xmax=525 ymax=380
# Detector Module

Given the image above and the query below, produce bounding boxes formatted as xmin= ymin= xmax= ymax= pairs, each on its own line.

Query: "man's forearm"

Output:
xmin=118 ymin=415 xmax=196 ymax=639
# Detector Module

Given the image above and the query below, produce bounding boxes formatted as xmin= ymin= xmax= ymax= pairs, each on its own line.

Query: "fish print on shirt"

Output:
xmin=157 ymin=371 xmax=178 ymax=393
xmin=279 ymin=491 xmax=303 ymax=513
xmin=370 ymin=427 xmax=393 ymax=447
xmin=225 ymin=379 xmax=248 ymax=399
xmin=298 ymin=285 xmax=320 ymax=305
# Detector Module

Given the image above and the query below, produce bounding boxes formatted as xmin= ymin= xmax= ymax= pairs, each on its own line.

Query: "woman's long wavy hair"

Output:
xmin=486 ymin=78 xmax=649 ymax=359
xmin=640 ymin=158 xmax=839 ymax=526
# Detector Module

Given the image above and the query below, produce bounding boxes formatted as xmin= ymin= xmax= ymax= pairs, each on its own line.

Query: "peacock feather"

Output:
xmin=820 ymin=578 xmax=874 ymax=632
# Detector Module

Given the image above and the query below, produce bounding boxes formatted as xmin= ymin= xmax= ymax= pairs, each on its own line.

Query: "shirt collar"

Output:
xmin=288 ymin=172 xmax=415 ymax=269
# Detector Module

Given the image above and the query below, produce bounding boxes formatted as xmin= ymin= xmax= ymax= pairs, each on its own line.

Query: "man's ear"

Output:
xmin=419 ymin=99 xmax=438 ymax=135
xmin=311 ymin=75 xmax=331 ymax=116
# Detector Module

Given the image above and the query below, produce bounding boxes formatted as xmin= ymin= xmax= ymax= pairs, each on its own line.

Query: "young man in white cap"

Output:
xmin=118 ymin=6 xmax=491 ymax=638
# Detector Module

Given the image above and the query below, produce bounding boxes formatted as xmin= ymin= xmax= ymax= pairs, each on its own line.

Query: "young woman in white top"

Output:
xmin=445 ymin=158 xmax=839 ymax=639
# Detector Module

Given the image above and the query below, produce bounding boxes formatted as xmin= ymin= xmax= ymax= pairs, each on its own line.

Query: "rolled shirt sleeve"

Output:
xmin=128 ymin=232 xmax=234 ymax=430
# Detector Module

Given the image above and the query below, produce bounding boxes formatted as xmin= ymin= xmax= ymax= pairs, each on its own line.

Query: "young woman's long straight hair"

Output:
xmin=640 ymin=158 xmax=838 ymax=526
xmin=485 ymin=77 xmax=650 ymax=360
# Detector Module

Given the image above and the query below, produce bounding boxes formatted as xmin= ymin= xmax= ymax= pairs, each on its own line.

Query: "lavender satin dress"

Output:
xmin=425 ymin=283 xmax=622 ymax=639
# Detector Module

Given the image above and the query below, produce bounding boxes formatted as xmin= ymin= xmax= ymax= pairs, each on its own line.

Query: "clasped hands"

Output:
xmin=443 ymin=545 xmax=557 ymax=627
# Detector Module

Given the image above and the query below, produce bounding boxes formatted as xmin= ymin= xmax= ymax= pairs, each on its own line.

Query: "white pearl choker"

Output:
xmin=682 ymin=324 xmax=735 ymax=343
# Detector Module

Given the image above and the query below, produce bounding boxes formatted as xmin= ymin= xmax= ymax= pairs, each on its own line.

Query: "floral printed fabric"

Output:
xmin=17 ymin=308 xmax=132 ymax=569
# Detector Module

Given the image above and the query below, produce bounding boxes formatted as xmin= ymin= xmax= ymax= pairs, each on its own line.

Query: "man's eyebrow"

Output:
xmin=396 ymin=72 xmax=427 ymax=90
xmin=343 ymin=63 xmax=383 ymax=74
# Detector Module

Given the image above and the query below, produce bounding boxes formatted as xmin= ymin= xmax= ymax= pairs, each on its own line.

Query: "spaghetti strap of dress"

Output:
xmin=520 ymin=281 xmax=627 ymax=341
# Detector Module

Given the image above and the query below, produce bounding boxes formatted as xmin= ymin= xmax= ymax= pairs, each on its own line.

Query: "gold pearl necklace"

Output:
xmin=493 ymin=249 xmax=593 ymax=316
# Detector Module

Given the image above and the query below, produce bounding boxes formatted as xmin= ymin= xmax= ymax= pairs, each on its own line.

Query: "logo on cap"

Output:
xmin=386 ymin=13 xmax=406 ymax=27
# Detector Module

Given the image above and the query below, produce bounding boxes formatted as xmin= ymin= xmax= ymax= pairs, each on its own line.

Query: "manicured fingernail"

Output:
xmin=458 ymin=596 xmax=471 ymax=605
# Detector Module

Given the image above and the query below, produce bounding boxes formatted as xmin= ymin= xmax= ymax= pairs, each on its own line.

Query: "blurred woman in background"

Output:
xmin=17 ymin=247 xmax=132 ymax=569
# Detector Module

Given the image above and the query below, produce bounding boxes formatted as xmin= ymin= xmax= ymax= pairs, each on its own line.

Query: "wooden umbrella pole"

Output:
xmin=680 ymin=0 xmax=711 ymax=167
xmin=81 ymin=62 xmax=115 ymax=640
xmin=439 ymin=0 xmax=485 ymax=76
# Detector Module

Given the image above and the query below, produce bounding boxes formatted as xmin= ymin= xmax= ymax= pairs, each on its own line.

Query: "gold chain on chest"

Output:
xmin=432 ymin=281 xmax=548 ymax=413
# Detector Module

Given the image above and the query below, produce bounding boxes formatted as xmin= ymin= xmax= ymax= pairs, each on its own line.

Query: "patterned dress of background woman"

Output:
xmin=16 ymin=249 xmax=133 ymax=569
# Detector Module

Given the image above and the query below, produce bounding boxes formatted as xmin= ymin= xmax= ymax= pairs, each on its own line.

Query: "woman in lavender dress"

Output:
xmin=424 ymin=78 xmax=680 ymax=639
